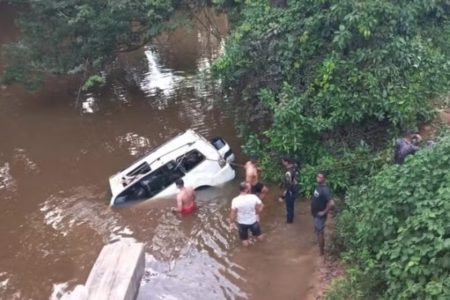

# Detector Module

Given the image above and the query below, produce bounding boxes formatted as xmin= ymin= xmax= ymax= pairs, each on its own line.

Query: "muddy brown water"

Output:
xmin=0 ymin=5 xmax=319 ymax=299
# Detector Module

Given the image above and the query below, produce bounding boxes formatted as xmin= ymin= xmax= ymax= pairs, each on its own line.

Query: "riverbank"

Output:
xmin=306 ymin=216 xmax=344 ymax=300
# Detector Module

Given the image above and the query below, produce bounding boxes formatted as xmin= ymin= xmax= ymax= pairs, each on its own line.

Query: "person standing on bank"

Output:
xmin=230 ymin=181 xmax=264 ymax=247
xmin=280 ymin=157 xmax=299 ymax=224
xmin=311 ymin=172 xmax=334 ymax=256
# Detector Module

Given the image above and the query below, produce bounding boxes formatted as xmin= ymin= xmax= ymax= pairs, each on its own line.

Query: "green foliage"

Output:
xmin=325 ymin=267 xmax=369 ymax=300
xmin=332 ymin=133 xmax=450 ymax=299
xmin=213 ymin=0 xmax=450 ymax=189
xmin=81 ymin=75 xmax=106 ymax=91
xmin=2 ymin=42 xmax=44 ymax=90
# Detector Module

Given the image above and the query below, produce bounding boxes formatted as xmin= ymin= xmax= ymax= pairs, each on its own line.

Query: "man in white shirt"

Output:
xmin=230 ymin=181 xmax=264 ymax=247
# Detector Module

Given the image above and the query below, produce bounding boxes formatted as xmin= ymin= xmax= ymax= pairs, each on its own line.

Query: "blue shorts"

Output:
xmin=314 ymin=216 xmax=327 ymax=234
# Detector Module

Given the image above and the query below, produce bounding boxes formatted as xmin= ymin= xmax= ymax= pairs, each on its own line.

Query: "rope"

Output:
xmin=205 ymin=153 xmax=385 ymax=174
xmin=202 ymin=156 xmax=246 ymax=168
xmin=229 ymin=161 xmax=247 ymax=168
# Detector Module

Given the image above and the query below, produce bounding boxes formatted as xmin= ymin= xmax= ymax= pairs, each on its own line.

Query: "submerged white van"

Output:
xmin=108 ymin=129 xmax=236 ymax=206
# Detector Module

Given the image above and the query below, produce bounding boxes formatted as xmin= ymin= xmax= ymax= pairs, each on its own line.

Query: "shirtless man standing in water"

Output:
xmin=172 ymin=179 xmax=196 ymax=215
xmin=245 ymin=157 xmax=269 ymax=200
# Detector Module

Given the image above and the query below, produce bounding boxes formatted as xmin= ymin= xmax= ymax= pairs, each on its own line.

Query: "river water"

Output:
xmin=0 ymin=5 xmax=318 ymax=300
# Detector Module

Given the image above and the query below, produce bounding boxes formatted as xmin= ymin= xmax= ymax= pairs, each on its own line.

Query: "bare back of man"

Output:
xmin=245 ymin=161 xmax=259 ymax=186
xmin=245 ymin=160 xmax=269 ymax=200
xmin=174 ymin=179 xmax=196 ymax=215
xmin=177 ymin=187 xmax=196 ymax=214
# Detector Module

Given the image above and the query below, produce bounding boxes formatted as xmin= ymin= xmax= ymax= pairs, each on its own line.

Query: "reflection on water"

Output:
xmin=140 ymin=252 xmax=247 ymax=300
xmin=13 ymin=148 xmax=39 ymax=173
xmin=141 ymin=48 xmax=184 ymax=100
xmin=0 ymin=163 xmax=16 ymax=192
xmin=116 ymin=132 xmax=152 ymax=157
xmin=81 ymin=96 xmax=99 ymax=114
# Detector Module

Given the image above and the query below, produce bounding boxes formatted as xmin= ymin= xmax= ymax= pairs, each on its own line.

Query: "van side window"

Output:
xmin=140 ymin=162 xmax=184 ymax=198
xmin=176 ymin=150 xmax=205 ymax=172
xmin=114 ymin=183 xmax=148 ymax=204
xmin=126 ymin=162 xmax=151 ymax=177
xmin=114 ymin=161 xmax=184 ymax=205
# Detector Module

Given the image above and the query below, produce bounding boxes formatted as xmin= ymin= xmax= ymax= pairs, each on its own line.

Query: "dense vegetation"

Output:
xmin=212 ymin=0 xmax=450 ymax=192
xmin=329 ymin=133 xmax=450 ymax=299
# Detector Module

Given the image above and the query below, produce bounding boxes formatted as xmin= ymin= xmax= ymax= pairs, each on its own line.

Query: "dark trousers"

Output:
xmin=284 ymin=190 xmax=297 ymax=223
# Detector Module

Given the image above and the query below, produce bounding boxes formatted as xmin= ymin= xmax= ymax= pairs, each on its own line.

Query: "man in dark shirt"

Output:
xmin=394 ymin=130 xmax=422 ymax=164
xmin=280 ymin=157 xmax=299 ymax=224
xmin=311 ymin=172 xmax=334 ymax=255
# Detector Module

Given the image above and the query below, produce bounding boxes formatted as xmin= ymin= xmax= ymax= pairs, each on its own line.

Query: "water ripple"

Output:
xmin=139 ymin=252 xmax=246 ymax=300
xmin=138 ymin=190 xmax=246 ymax=299
xmin=40 ymin=187 xmax=134 ymax=243
xmin=116 ymin=132 xmax=152 ymax=157
xmin=140 ymin=48 xmax=184 ymax=102
xmin=13 ymin=148 xmax=39 ymax=173
xmin=0 ymin=162 xmax=16 ymax=192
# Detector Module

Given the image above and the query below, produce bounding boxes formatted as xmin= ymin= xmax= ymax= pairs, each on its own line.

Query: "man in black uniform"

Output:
xmin=280 ymin=157 xmax=299 ymax=224
xmin=311 ymin=172 xmax=334 ymax=255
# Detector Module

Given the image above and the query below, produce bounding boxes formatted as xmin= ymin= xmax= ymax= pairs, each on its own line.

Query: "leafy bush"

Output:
xmin=325 ymin=267 xmax=372 ymax=300
xmin=332 ymin=133 xmax=450 ymax=299
xmin=82 ymin=75 xmax=106 ymax=91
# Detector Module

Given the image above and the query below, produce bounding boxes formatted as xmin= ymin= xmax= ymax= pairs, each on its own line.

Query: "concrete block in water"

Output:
xmin=84 ymin=241 xmax=145 ymax=300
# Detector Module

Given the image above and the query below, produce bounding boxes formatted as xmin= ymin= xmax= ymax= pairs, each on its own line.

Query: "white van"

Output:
xmin=108 ymin=129 xmax=236 ymax=206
